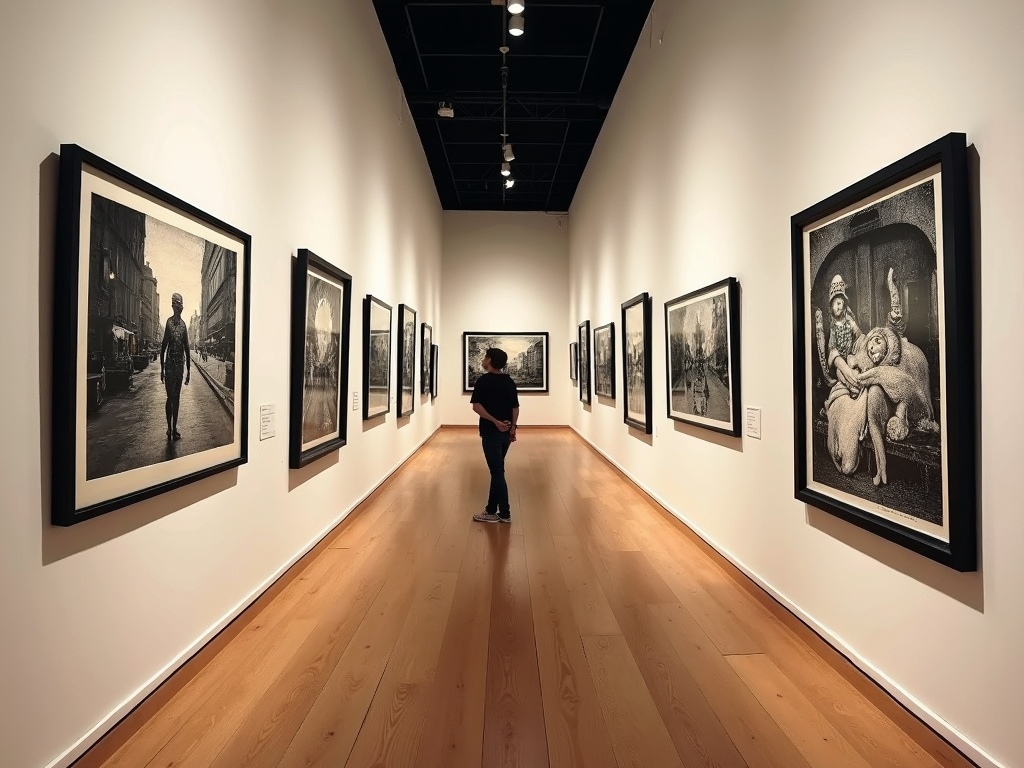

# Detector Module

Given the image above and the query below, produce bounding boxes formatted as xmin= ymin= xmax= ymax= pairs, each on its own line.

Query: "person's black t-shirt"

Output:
xmin=470 ymin=373 xmax=520 ymax=436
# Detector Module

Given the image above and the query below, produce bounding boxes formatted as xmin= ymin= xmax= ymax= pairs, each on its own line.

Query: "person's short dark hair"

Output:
xmin=487 ymin=347 xmax=508 ymax=370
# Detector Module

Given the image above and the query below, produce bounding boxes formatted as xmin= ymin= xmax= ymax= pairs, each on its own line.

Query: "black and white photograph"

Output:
xmin=421 ymin=323 xmax=433 ymax=395
xmin=621 ymin=293 xmax=652 ymax=433
xmin=462 ymin=332 xmax=549 ymax=392
xmin=52 ymin=145 xmax=250 ymax=525
xmin=577 ymin=321 xmax=590 ymax=404
xmin=398 ymin=304 xmax=417 ymax=417
xmin=665 ymin=278 xmax=741 ymax=436
xmin=363 ymin=295 xmax=391 ymax=420
xmin=593 ymin=322 xmax=615 ymax=399
xmin=431 ymin=344 xmax=439 ymax=399
xmin=569 ymin=341 xmax=578 ymax=381
xmin=792 ymin=132 xmax=975 ymax=570
xmin=289 ymin=250 xmax=351 ymax=468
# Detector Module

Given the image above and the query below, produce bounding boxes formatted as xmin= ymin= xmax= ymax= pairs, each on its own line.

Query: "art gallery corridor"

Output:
xmin=75 ymin=428 xmax=969 ymax=768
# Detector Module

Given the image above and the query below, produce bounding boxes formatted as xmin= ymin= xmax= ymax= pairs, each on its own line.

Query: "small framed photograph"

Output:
xmin=430 ymin=344 xmax=439 ymax=399
xmin=52 ymin=144 xmax=250 ymax=525
xmin=363 ymin=295 xmax=391 ymax=420
xmin=289 ymin=250 xmax=351 ymax=468
xmin=577 ymin=321 xmax=591 ymax=404
xmin=569 ymin=341 xmax=579 ymax=381
xmin=664 ymin=277 xmax=741 ymax=436
xmin=420 ymin=323 xmax=433 ymax=395
xmin=397 ymin=304 xmax=417 ymax=417
xmin=593 ymin=322 xmax=616 ymax=399
xmin=463 ymin=332 xmax=549 ymax=392
xmin=792 ymin=132 xmax=975 ymax=570
xmin=621 ymin=293 xmax=652 ymax=433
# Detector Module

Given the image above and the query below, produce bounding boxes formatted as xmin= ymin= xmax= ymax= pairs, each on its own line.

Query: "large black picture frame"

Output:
xmin=289 ymin=250 xmax=352 ymax=468
xmin=621 ymin=293 xmax=652 ymax=433
xmin=52 ymin=144 xmax=251 ymax=525
xmin=569 ymin=342 xmax=578 ymax=381
xmin=397 ymin=304 xmax=417 ymax=417
xmin=430 ymin=344 xmax=439 ymax=399
xmin=577 ymin=321 xmax=591 ymax=404
xmin=462 ymin=332 xmax=549 ymax=392
xmin=792 ymin=132 xmax=975 ymax=571
xmin=664 ymin=277 xmax=741 ymax=436
xmin=593 ymin=322 xmax=616 ymax=399
xmin=363 ymin=295 xmax=391 ymax=420
xmin=421 ymin=322 xmax=433 ymax=395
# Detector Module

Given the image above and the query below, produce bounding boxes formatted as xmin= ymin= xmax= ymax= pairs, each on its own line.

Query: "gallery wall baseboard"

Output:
xmin=569 ymin=426 xmax=1001 ymax=768
xmin=48 ymin=425 xmax=442 ymax=768
xmin=440 ymin=423 xmax=568 ymax=429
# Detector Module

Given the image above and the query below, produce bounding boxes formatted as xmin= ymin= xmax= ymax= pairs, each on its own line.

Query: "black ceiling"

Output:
xmin=372 ymin=0 xmax=655 ymax=211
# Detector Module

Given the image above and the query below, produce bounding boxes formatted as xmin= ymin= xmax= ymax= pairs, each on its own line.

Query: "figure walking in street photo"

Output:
xmin=161 ymin=292 xmax=191 ymax=440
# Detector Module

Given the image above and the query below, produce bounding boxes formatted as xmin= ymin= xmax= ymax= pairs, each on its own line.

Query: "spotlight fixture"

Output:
xmin=505 ymin=178 xmax=515 ymax=189
xmin=436 ymin=101 xmax=454 ymax=118
xmin=507 ymin=0 xmax=524 ymax=13
xmin=503 ymin=143 xmax=515 ymax=162
xmin=501 ymin=161 xmax=511 ymax=177
xmin=509 ymin=15 xmax=524 ymax=36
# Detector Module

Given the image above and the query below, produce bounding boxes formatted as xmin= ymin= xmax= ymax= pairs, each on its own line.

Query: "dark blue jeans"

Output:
xmin=481 ymin=431 xmax=511 ymax=516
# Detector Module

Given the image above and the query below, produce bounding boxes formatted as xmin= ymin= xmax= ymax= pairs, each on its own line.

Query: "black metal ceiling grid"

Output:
xmin=372 ymin=0 xmax=654 ymax=211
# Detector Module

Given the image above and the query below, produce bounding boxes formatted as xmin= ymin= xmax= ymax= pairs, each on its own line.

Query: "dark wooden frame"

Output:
xmin=577 ymin=321 xmax=591 ymax=404
xmin=430 ymin=344 xmax=439 ymax=399
xmin=664 ymin=277 xmax=741 ymax=436
xmin=791 ymin=132 xmax=975 ymax=571
xmin=462 ymin=332 xmax=550 ymax=392
xmin=621 ymin=293 xmax=653 ymax=433
xmin=593 ymin=322 xmax=616 ymax=399
xmin=52 ymin=144 xmax=251 ymax=526
xmin=289 ymin=250 xmax=352 ymax=468
xmin=569 ymin=341 xmax=578 ymax=381
xmin=362 ymin=295 xmax=391 ymax=420
xmin=397 ymin=304 xmax=417 ymax=417
xmin=420 ymin=323 xmax=432 ymax=395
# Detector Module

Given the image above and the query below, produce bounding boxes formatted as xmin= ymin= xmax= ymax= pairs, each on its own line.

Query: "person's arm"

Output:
xmin=472 ymin=402 xmax=511 ymax=431
xmin=159 ymin=322 xmax=168 ymax=381
xmin=183 ymin=330 xmax=191 ymax=385
xmin=509 ymin=407 xmax=520 ymax=442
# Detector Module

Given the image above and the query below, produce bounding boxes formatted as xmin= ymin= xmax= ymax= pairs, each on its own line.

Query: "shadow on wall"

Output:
xmin=38 ymin=154 xmax=240 ymax=565
xmin=806 ymin=144 xmax=985 ymax=614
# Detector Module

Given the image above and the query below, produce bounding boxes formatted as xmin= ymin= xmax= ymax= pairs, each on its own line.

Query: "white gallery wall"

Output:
xmin=568 ymin=1 xmax=1023 ymax=767
xmin=0 ymin=1 xmax=442 ymax=767
xmin=440 ymin=211 xmax=570 ymax=426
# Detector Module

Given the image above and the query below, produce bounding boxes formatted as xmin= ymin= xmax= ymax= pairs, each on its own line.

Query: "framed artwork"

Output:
xmin=593 ymin=322 xmax=616 ymax=399
xmin=462 ymin=332 xmax=549 ymax=392
xmin=621 ymin=293 xmax=652 ymax=433
xmin=569 ymin=342 xmax=578 ymax=381
xmin=52 ymin=144 xmax=250 ymax=525
xmin=363 ymin=295 xmax=391 ymax=420
xmin=792 ymin=132 xmax=975 ymax=571
xmin=289 ymin=250 xmax=351 ymax=468
xmin=420 ymin=323 xmax=433 ymax=395
xmin=577 ymin=321 xmax=591 ymax=404
xmin=397 ymin=304 xmax=417 ymax=417
xmin=665 ymin=278 xmax=741 ymax=436
xmin=430 ymin=344 xmax=439 ymax=399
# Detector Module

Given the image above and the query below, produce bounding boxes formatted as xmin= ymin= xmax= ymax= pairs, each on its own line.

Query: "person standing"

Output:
xmin=160 ymin=292 xmax=191 ymax=440
xmin=470 ymin=347 xmax=519 ymax=523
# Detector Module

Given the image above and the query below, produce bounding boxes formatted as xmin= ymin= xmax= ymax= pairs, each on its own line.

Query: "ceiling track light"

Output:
xmin=436 ymin=101 xmax=454 ymax=118
xmin=505 ymin=178 xmax=515 ymax=189
xmin=509 ymin=14 xmax=525 ymax=36
xmin=507 ymin=0 xmax=524 ymax=14
xmin=501 ymin=161 xmax=511 ymax=177
xmin=503 ymin=143 xmax=515 ymax=162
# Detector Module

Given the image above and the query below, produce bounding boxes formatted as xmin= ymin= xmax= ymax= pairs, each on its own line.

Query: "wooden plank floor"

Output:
xmin=76 ymin=428 xmax=974 ymax=768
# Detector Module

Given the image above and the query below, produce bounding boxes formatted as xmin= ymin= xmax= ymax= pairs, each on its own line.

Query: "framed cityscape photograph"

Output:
xmin=420 ymin=322 xmax=433 ymax=395
xmin=462 ymin=332 xmax=549 ymax=392
xmin=792 ymin=132 xmax=975 ymax=571
xmin=577 ymin=321 xmax=591 ymax=404
xmin=569 ymin=341 xmax=578 ymax=381
xmin=621 ymin=293 xmax=652 ymax=433
xmin=593 ymin=322 xmax=616 ymax=399
xmin=363 ymin=295 xmax=391 ymax=420
xmin=665 ymin=277 xmax=741 ymax=436
xmin=397 ymin=304 xmax=417 ymax=417
xmin=289 ymin=250 xmax=351 ymax=468
xmin=52 ymin=144 xmax=250 ymax=525
xmin=430 ymin=344 xmax=439 ymax=399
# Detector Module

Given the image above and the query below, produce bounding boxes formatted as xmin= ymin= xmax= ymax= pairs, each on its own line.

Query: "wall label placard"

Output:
xmin=745 ymin=407 xmax=761 ymax=439
xmin=260 ymin=404 xmax=276 ymax=441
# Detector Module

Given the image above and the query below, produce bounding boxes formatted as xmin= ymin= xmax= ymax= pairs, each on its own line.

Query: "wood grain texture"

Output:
xmin=79 ymin=429 xmax=972 ymax=768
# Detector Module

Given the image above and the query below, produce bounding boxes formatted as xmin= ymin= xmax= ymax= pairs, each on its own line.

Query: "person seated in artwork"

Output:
xmin=821 ymin=268 xmax=938 ymax=487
